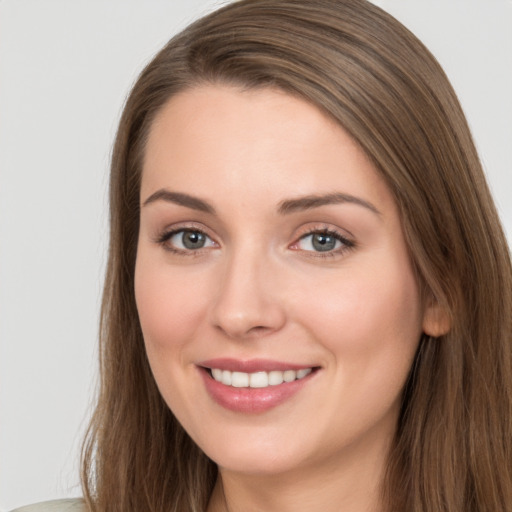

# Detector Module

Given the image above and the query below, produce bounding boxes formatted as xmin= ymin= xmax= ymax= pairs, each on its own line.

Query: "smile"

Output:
xmin=209 ymin=368 xmax=313 ymax=388
xmin=198 ymin=359 xmax=320 ymax=413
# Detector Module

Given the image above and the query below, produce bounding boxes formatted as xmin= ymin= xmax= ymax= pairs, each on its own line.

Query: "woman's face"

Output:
xmin=135 ymin=85 xmax=435 ymax=478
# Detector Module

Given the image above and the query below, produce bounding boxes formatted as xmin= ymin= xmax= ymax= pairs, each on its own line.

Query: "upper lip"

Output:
xmin=198 ymin=358 xmax=318 ymax=373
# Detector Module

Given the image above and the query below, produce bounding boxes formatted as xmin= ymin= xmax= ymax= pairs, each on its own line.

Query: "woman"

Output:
xmin=14 ymin=0 xmax=512 ymax=511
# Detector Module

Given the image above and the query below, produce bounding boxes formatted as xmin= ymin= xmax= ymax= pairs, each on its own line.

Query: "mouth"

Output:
xmin=197 ymin=359 xmax=320 ymax=413
xmin=206 ymin=367 xmax=315 ymax=388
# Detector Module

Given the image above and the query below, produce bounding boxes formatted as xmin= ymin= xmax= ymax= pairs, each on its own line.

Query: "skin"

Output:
xmin=135 ymin=85 xmax=443 ymax=512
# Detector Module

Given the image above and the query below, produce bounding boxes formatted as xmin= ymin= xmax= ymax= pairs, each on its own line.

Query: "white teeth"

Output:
xmin=231 ymin=371 xmax=249 ymax=388
xmin=297 ymin=368 xmax=312 ymax=379
xmin=249 ymin=371 xmax=269 ymax=388
xmin=209 ymin=368 xmax=314 ymax=388
xmin=268 ymin=370 xmax=284 ymax=386
xmin=283 ymin=370 xmax=296 ymax=382
xmin=221 ymin=370 xmax=232 ymax=386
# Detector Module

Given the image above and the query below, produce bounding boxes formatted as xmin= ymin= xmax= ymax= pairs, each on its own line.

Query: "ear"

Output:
xmin=422 ymin=297 xmax=451 ymax=337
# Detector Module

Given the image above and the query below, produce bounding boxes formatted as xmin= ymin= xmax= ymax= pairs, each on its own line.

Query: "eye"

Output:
xmin=159 ymin=229 xmax=217 ymax=252
xmin=292 ymin=229 xmax=354 ymax=255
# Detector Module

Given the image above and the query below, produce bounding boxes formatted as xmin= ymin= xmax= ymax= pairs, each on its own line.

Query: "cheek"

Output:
xmin=289 ymin=259 xmax=423 ymax=445
xmin=134 ymin=254 xmax=214 ymax=421
xmin=296 ymin=257 xmax=422 ymax=376
xmin=134 ymin=255 xmax=210 ymax=357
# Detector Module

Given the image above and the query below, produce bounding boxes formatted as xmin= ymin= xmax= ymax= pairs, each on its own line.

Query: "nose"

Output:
xmin=209 ymin=248 xmax=286 ymax=339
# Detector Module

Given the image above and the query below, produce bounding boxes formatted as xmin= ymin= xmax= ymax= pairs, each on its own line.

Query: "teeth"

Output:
xmin=283 ymin=370 xmax=296 ymax=382
xmin=297 ymin=368 xmax=311 ymax=379
xmin=209 ymin=367 xmax=313 ymax=388
xmin=268 ymin=370 xmax=284 ymax=386
xmin=249 ymin=371 xmax=268 ymax=388
xmin=221 ymin=370 xmax=232 ymax=386
xmin=231 ymin=371 xmax=249 ymax=388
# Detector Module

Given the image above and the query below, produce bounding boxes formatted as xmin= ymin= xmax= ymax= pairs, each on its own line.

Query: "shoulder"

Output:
xmin=10 ymin=499 xmax=86 ymax=512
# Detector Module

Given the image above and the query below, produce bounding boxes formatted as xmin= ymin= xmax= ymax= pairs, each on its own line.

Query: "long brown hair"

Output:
xmin=81 ymin=1 xmax=512 ymax=510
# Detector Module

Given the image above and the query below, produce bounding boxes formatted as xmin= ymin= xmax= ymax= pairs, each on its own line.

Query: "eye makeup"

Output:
xmin=153 ymin=220 xmax=356 ymax=261
xmin=289 ymin=225 xmax=356 ymax=259
xmin=153 ymin=223 xmax=218 ymax=256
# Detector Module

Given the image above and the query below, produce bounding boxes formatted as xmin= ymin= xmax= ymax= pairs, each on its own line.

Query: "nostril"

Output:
xmin=251 ymin=326 xmax=270 ymax=333
xmin=214 ymin=323 xmax=273 ymax=339
xmin=210 ymin=282 xmax=287 ymax=339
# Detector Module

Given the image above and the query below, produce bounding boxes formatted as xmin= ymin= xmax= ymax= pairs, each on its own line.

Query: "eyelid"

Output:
xmin=152 ymin=221 xmax=355 ymax=258
xmin=289 ymin=224 xmax=356 ymax=257
xmin=153 ymin=222 xmax=219 ymax=254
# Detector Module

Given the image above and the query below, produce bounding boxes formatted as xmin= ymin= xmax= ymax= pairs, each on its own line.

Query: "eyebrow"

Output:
xmin=278 ymin=193 xmax=381 ymax=216
xmin=142 ymin=189 xmax=380 ymax=216
xmin=142 ymin=189 xmax=216 ymax=214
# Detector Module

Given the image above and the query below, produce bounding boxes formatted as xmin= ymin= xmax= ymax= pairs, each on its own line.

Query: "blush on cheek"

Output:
xmin=137 ymin=287 xmax=188 ymax=351
xmin=298 ymin=265 xmax=422 ymax=358
xmin=135 ymin=256 xmax=215 ymax=356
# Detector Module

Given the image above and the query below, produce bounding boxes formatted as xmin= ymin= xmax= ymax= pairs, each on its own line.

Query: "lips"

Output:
xmin=198 ymin=358 xmax=319 ymax=413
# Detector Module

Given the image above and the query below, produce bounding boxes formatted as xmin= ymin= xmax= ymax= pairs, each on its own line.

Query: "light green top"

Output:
xmin=10 ymin=499 xmax=86 ymax=512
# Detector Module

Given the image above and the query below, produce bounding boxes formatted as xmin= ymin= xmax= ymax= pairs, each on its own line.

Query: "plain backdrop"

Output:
xmin=1 ymin=1 xmax=511 ymax=510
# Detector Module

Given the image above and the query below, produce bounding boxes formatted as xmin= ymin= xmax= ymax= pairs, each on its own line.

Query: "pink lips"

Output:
xmin=198 ymin=358 xmax=318 ymax=413
xmin=199 ymin=358 xmax=313 ymax=372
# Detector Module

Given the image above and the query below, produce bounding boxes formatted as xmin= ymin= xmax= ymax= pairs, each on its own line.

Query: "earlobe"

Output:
xmin=422 ymin=299 xmax=452 ymax=337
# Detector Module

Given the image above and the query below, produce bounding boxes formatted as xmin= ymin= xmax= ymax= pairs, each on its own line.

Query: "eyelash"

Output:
xmin=291 ymin=227 xmax=355 ymax=259
xmin=155 ymin=225 xmax=215 ymax=255
xmin=154 ymin=225 xmax=355 ymax=258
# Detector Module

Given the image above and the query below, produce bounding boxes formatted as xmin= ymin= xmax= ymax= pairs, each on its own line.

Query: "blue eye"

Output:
xmin=163 ymin=229 xmax=216 ymax=251
xmin=298 ymin=233 xmax=341 ymax=252
xmin=295 ymin=230 xmax=353 ymax=254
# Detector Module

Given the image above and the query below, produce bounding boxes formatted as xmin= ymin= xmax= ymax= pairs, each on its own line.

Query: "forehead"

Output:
xmin=141 ymin=84 xmax=393 ymax=214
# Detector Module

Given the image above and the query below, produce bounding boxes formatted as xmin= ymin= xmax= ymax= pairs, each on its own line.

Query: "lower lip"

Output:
xmin=199 ymin=368 xmax=316 ymax=413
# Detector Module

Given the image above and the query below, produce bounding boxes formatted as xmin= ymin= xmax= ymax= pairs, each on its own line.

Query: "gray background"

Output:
xmin=1 ymin=1 xmax=511 ymax=510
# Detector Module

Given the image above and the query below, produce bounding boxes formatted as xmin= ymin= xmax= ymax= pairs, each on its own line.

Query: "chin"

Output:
xmin=189 ymin=421 xmax=311 ymax=476
xmin=210 ymin=448 xmax=307 ymax=477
